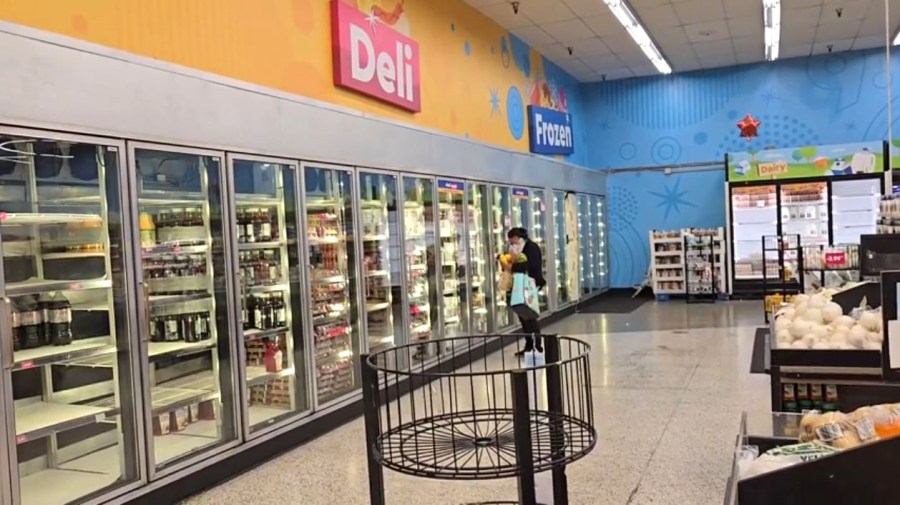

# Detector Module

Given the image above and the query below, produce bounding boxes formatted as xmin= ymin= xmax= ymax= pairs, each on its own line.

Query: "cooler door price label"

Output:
xmin=0 ymin=212 xmax=7 ymax=222
xmin=16 ymin=435 xmax=27 ymax=444
xmin=824 ymin=251 xmax=847 ymax=268
xmin=503 ymin=215 xmax=511 ymax=227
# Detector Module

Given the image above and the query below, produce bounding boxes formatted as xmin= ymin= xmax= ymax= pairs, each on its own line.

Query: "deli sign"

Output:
xmin=331 ymin=0 xmax=421 ymax=112
xmin=527 ymin=105 xmax=574 ymax=155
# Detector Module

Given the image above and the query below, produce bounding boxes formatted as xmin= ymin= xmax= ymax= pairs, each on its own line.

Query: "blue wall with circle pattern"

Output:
xmin=581 ymin=48 xmax=900 ymax=288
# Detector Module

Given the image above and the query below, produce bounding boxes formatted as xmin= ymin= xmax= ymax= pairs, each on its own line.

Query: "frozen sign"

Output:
xmin=527 ymin=106 xmax=574 ymax=156
xmin=331 ymin=0 xmax=421 ymax=112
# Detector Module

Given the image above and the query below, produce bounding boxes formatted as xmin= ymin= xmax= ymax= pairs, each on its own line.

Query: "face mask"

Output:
xmin=509 ymin=241 xmax=524 ymax=256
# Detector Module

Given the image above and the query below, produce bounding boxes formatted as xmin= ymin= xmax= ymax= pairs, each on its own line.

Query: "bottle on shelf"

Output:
xmin=245 ymin=208 xmax=258 ymax=244
xmin=140 ymin=212 xmax=157 ymax=247
xmin=10 ymin=308 xmax=20 ymax=352
xmin=46 ymin=292 xmax=72 ymax=346
xmin=259 ymin=209 xmax=272 ymax=242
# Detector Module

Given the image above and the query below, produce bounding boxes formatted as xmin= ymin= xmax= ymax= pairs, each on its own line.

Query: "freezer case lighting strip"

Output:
xmin=602 ymin=0 xmax=672 ymax=74
xmin=763 ymin=0 xmax=781 ymax=61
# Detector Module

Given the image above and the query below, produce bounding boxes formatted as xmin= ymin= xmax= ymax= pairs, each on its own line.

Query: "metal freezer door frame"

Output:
xmin=124 ymin=141 xmax=242 ymax=480
xmin=224 ymin=153 xmax=314 ymax=441
xmin=0 ymin=126 xmax=147 ymax=504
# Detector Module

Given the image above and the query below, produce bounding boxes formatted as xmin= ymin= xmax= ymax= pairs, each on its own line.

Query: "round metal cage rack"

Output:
xmin=361 ymin=334 xmax=596 ymax=505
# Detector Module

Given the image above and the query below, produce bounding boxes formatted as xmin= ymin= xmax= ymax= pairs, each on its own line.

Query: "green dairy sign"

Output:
xmin=727 ymin=141 xmax=885 ymax=182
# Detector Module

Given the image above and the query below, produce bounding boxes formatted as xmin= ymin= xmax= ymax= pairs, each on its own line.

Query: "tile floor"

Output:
xmin=184 ymin=300 xmax=769 ymax=505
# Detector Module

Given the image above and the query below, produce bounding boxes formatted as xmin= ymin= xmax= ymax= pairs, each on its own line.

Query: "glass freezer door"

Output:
xmin=229 ymin=156 xmax=309 ymax=436
xmin=597 ymin=196 xmax=608 ymax=290
xmin=358 ymin=172 xmax=403 ymax=354
xmin=553 ymin=191 xmax=569 ymax=305
xmin=831 ymin=178 xmax=880 ymax=245
xmin=402 ymin=176 xmax=438 ymax=362
xmin=780 ymin=182 xmax=829 ymax=249
xmin=531 ymin=189 xmax=549 ymax=313
xmin=130 ymin=144 xmax=238 ymax=474
xmin=0 ymin=131 xmax=140 ymax=504
xmin=491 ymin=185 xmax=512 ymax=330
xmin=511 ymin=187 xmax=531 ymax=230
xmin=577 ymin=194 xmax=594 ymax=295
xmin=437 ymin=180 xmax=468 ymax=341
xmin=302 ymin=166 xmax=361 ymax=405
xmin=468 ymin=184 xmax=493 ymax=333
xmin=590 ymin=195 xmax=603 ymax=292
xmin=731 ymin=185 xmax=777 ymax=281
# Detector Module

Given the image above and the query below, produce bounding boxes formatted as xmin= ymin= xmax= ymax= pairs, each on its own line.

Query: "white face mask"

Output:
xmin=509 ymin=241 xmax=524 ymax=256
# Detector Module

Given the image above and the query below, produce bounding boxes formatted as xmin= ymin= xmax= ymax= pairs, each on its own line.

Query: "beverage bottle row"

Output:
xmin=237 ymin=207 xmax=277 ymax=243
xmin=156 ymin=207 xmax=204 ymax=228
xmin=10 ymin=293 xmax=72 ymax=350
xmin=150 ymin=312 xmax=211 ymax=343
xmin=239 ymin=251 xmax=280 ymax=285
xmin=145 ymin=254 xmax=207 ymax=279
xmin=243 ymin=293 xmax=287 ymax=331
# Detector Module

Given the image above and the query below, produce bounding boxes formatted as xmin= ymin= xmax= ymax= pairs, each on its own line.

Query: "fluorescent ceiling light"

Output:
xmin=763 ymin=0 xmax=781 ymax=61
xmin=602 ymin=0 xmax=671 ymax=75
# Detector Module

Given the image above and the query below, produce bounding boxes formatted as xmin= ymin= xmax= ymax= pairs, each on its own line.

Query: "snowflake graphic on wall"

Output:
xmin=761 ymin=89 xmax=779 ymax=106
xmin=649 ymin=178 xmax=695 ymax=221
xmin=489 ymin=88 xmax=501 ymax=117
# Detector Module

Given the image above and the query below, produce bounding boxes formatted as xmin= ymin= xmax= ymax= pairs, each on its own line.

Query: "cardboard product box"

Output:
xmin=171 ymin=407 xmax=190 ymax=431
xmin=152 ymin=414 xmax=171 ymax=436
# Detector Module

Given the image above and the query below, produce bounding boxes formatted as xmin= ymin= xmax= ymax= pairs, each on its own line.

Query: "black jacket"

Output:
xmin=511 ymin=239 xmax=546 ymax=288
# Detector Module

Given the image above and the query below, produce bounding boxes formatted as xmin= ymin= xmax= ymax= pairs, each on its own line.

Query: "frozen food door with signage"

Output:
xmin=0 ymin=128 xmax=141 ymax=504
xmin=228 ymin=156 xmax=309 ymax=437
xmin=491 ymin=185 xmax=512 ymax=330
xmin=437 ymin=180 xmax=468 ymax=341
xmin=302 ymin=165 xmax=361 ymax=406
xmin=357 ymin=171 xmax=404 ymax=355
xmin=553 ymin=190 xmax=570 ymax=306
xmin=468 ymin=183 xmax=493 ymax=333
xmin=531 ymin=189 xmax=549 ymax=313
xmin=401 ymin=176 xmax=439 ymax=362
xmin=128 ymin=143 xmax=239 ymax=475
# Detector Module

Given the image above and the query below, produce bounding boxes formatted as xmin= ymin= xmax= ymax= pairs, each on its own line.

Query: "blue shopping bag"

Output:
xmin=510 ymin=272 xmax=540 ymax=321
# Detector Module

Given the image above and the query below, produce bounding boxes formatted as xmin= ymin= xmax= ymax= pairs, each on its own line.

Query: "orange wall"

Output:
xmin=0 ymin=0 xmax=584 ymax=162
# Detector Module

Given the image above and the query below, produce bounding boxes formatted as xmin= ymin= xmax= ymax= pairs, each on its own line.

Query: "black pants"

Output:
xmin=520 ymin=317 xmax=541 ymax=350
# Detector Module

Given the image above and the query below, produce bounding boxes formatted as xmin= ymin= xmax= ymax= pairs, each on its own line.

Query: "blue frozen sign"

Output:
xmin=527 ymin=105 xmax=574 ymax=156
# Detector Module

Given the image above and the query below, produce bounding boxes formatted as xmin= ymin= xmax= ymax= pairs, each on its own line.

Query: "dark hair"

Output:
xmin=507 ymin=227 xmax=529 ymax=240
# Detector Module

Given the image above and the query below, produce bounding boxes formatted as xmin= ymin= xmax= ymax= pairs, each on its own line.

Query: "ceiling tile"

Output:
xmin=594 ymin=68 xmax=635 ymax=82
xmin=461 ymin=0 xmax=506 ymax=8
xmin=676 ymin=58 xmax=705 ymax=72
xmin=517 ymin=0 xmax=576 ymax=24
xmin=786 ymin=0 xmax=828 ymax=7
xmin=542 ymin=18 xmax=596 ymax=42
xmin=478 ymin=3 xmax=535 ymax=29
xmin=581 ymin=53 xmax=622 ymax=70
xmin=735 ymin=51 xmax=762 ymax=65
xmin=780 ymin=43 xmax=813 ymax=59
xmin=782 ymin=6 xmax=822 ymax=28
xmin=731 ymin=36 xmax=762 ymax=54
xmin=661 ymin=43 xmax=697 ymax=60
xmin=535 ymin=42 xmax=578 ymax=61
xmin=814 ymin=20 xmax=864 ymax=42
xmin=692 ymin=40 xmax=736 ymax=58
xmin=700 ymin=53 xmax=738 ymax=68
xmin=852 ymin=35 xmax=886 ymax=50
xmin=582 ymin=14 xmax=624 ymax=37
xmin=571 ymin=37 xmax=613 ymax=57
xmin=674 ymin=0 xmax=726 ymax=25
xmin=510 ymin=25 xmax=555 ymax=47
xmin=723 ymin=0 xmax=761 ymax=19
xmin=811 ymin=38 xmax=855 ymax=55
xmin=561 ymin=0 xmax=609 ymax=17
xmin=636 ymin=3 xmax=680 ymax=28
xmin=618 ymin=54 xmax=653 ymax=67
xmin=817 ymin=0 xmax=870 ymax=23
xmin=782 ymin=26 xmax=817 ymax=46
xmin=629 ymin=64 xmax=661 ymax=78
xmin=601 ymin=34 xmax=641 ymax=53
xmin=651 ymin=26 xmax=691 ymax=45
xmin=630 ymin=0 xmax=674 ymax=8
xmin=684 ymin=20 xmax=731 ymax=43
xmin=726 ymin=17 xmax=762 ymax=38
xmin=556 ymin=58 xmax=593 ymax=74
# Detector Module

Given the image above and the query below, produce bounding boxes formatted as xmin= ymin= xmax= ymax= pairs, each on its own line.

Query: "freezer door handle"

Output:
xmin=140 ymin=281 xmax=150 ymax=344
xmin=0 ymin=297 xmax=12 ymax=371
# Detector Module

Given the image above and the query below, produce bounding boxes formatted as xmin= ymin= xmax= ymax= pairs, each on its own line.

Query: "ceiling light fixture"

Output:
xmin=763 ymin=0 xmax=781 ymax=61
xmin=601 ymin=0 xmax=671 ymax=74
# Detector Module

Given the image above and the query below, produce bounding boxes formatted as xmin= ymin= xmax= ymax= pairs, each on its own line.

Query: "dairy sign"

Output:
xmin=527 ymin=106 xmax=574 ymax=156
xmin=331 ymin=0 xmax=421 ymax=112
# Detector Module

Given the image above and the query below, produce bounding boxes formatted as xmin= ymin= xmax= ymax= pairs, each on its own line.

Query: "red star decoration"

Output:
xmin=736 ymin=114 xmax=761 ymax=142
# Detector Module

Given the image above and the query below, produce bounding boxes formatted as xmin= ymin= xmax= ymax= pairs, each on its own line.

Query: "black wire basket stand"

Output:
xmin=362 ymin=334 xmax=596 ymax=505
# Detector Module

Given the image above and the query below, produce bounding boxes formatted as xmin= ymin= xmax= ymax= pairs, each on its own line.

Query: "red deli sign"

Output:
xmin=331 ymin=0 xmax=422 ymax=113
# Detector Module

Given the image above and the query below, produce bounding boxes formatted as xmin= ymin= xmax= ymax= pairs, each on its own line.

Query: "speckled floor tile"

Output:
xmin=183 ymin=301 xmax=766 ymax=505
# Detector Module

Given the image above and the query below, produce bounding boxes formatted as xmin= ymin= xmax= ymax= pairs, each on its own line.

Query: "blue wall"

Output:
xmin=581 ymin=49 xmax=900 ymax=287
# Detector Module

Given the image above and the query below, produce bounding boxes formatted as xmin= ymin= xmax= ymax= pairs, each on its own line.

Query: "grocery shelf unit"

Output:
xmin=684 ymin=233 xmax=716 ymax=303
xmin=0 ymin=124 xmax=609 ymax=505
xmin=726 ymin=142 xmax=886 ymax=298
xmin=761 ymin=235 xmax=803 ymax=323
xmin=801 ymin=244 xmax=860 ymax=290
xmin=649 ymin=230 xmax=684 ymax=299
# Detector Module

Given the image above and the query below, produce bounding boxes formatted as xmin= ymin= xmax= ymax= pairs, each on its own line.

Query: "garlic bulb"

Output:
xmin=859 ymin=311 xmax=881 ymax=332
xmin=790 ymin=340 xmax=807 ymax=349
xmin=803 ymin=308 xmax=824 ymax=325
xmin=794 ymin=294 xmax=810 ymax=304
xmin=848 ymin=325 xmax=867 ymax=349
xmin=802 ymin=334 xmax=817 ymax=348
xmin=774 ymin=317 xmax=791 ymax=334
xmin=866 ymin=331 xmax=883 ymax=344
xmin=808 ymin=294 xmax=826 ymax=309
xmin=790 ymin=320 xmax=813 ymax=339
xmin=822 ymin=302 xmax=843 ymax=323
xmin=833 ymin=316 xmax=855 ymax=328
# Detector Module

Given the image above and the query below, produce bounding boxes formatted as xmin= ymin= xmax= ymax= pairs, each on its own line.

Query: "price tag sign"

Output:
xmin=19 ymin=361 xmax=33 ymax=370
xmin=504 ymin=215 xmax=511 ymax=227
xmin=824 ymin=251 xmax=847 ymax=268
xmin=0 ymin=212 xmax=6 ymax=222
xmin=16 ymin=435 xmax=27 ymax=444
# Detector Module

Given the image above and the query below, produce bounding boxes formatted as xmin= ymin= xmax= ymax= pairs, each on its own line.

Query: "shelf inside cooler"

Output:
xmin=249 ymin=405 xmax=290 ymax=427
xmin=0 ymin=213 xmax=103 ymax=226
xmin=13 ymin=336 xmax=114 ymax=371
xmin=149 ymin=386 xmax=218 ymax=416
xmin=148 ymin=339 xmax=216 ymax=359
xmin=366 ymin=301 xmax=390 ymax=312
xmin=237 ymin=241 xmax=284 ymax=251
xmin=363 ymin=234 xmax=388 ymax=241
xmin=235 ymin=195 xmax=281 ymax=205
xmin=246 ymin=366 xmax=295 ymax=387
xmin=366 ymin=270 xmax=390 ymax=278
xmin=244 ymin=326 xmax=290 ymax=341
xmin=6 ymin=278 xmax=111 ymax=297
xmin=313 ymin=274 xmax=346 ymax=284
xmin=153 ymin=420 xmax=220 ymax=466
xmin=15 ymin=401 xmax=116 ymax=443
xmin=141 ymin=244 xmax=208 ymax=256
xmin=247 ymin=282 xmax=289 ymax=294
xmin=20 ymin=468 xmax=120 ymax=505
xmin=308 ymin=236 xmax=344 ymax=245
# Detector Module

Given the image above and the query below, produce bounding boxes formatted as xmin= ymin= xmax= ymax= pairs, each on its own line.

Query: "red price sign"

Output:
xmin=824 ymin=251 xmax=847 ymax=268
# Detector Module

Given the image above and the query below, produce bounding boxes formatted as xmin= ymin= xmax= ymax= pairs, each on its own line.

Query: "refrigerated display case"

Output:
xmin=491 ymin=185 xmax=512 ymax=329
xmin=358 ymin=172 xmax=403 ymax=355
xmin=553 ymin=190 xmax=570 ymax=305
xmin=0 ymin=131 xmax=141 ymax=504
xmin=302 ymin=165 xmax=360 ymax=405
xmin=129 ymin=144 xmax=239 ymax=475
xmin=531 ymin=189 xmax=549 ymax=313
xmin=731 ymin=185 xmax=778 ymax=284
xmin=832 ymin=178 xmax=880 ymax=245
xmin=577 ymin=194 xmax=594 ymax=295
xmin=402 ymin=177 xmax=438 ymax=361
xmin=780 ymin=182 xmax=829 ymax=249
xmin=468 ymin=183 xmax=493 ymax=333
xmin=437 ymin=180 xmax=468 ymax=340
xmin=511 ymin=187 xmax=531 ymax=230
xmin=594 ymin=195 xmax=608 ymax=290
xmin=229 ymin=156 xmax=308 ymax=436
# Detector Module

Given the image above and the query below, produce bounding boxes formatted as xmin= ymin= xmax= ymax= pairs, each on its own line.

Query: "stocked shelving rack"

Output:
xmin=650 ymin=227 xmax=727 ymax=301
xmin=761 ymin=234 xmax=803 ymax=323
xmin=684 ymin=234 xmax=716 ymax=303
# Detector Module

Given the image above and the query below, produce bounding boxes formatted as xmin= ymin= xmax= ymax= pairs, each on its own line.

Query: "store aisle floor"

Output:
xmin=183 ymin=300 xmax=766 ymax=505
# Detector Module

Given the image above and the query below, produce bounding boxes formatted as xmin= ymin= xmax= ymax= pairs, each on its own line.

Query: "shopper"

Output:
xmin=506 ymin=227 xmax=546 ymax=355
